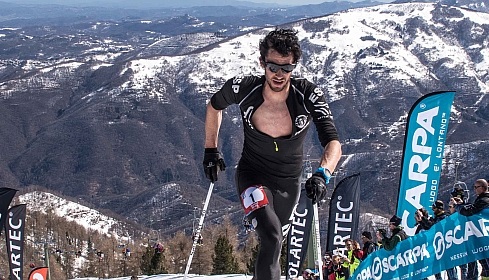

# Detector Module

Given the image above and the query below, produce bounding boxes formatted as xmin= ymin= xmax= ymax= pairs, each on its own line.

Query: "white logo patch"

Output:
xmin=295 ymin=115 xmax=308 ymax=129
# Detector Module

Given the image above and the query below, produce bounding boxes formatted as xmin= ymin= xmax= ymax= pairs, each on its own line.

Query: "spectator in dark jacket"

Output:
xmin=414 ymin=207 xmax=431 ymax=234
xmin=449 ymin=199 xmax=468 ymax=280
xmin=453 ymin=179 xmax=489 ymax=280
xmin=421 ymin=200 xmax=458 ymax=280
xmin=360 ymin=231 xmax=377 ymax=260
xmin=379 ymin=215 xmax=407 ymax=251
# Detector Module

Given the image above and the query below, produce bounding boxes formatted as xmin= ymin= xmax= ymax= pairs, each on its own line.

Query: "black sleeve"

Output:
xmin=210 ymin=78 xmax=239 ymax=110
xmin=458 ymin=197 xmax=489 ymax=216
xmin=303 ymin=83 xmax=340 ymax=147
xmin=210 ymin=75 xmax=261 ymax=110
xmin=419 ymin=216 xmax=434 ymax=230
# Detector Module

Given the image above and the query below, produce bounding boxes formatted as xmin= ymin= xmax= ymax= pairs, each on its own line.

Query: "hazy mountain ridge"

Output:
xmin=0 ymin=2 xmax=488 ymax=235
xmin=0 ymin=0 xmax=387 ymax=27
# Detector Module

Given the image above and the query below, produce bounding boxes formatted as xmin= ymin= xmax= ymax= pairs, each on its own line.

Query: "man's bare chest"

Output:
xmin=252 ymin=101 xmax=292 ymax=138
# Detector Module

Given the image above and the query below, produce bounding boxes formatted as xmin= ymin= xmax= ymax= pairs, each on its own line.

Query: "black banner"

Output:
xmin=5 ymin=204 xmax=26 ymax=280
xmin=286 ymin=189 xmax=314 ymax=279
xmin=0 ymin=188 xmax=17 ymax=234
xmin=326 ymin=173 xmax=361 ymax=256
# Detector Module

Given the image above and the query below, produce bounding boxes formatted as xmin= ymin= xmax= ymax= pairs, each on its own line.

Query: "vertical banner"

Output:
xmin=286 ymin=189 xmax=314 ymax=279
xmin=0 ymin=188 xmax=18 ymax=233
xmin=351 ymin=209 xmax=489 ymax=280
xmin=6 ymin=204 xmax=26 ymax=280
xmin=396 ymin=91 xmax=455 ymax=236
xmin=28 ymin=267 xmax=49 ymax=280
xmin=326 ymin=173 xmax=361 ymax=255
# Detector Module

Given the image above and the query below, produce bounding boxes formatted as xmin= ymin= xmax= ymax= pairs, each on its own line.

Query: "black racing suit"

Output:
xmin=210 ymin=75 xmax=339 ymax=280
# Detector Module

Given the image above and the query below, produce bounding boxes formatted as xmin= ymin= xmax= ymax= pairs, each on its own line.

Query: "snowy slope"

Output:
xmin=18 ymin=191 xmax=130 ymax=238
xmin=123 ymin=3 xmax=489 ymax=101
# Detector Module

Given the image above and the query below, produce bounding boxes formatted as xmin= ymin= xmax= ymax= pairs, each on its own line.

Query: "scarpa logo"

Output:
xmin=433 ymin=231 xmax=446 ymax=260
xmin=432 ymin=218 xmax=489 ymax=260
xmin=400 ymin=105 xmax=441 ymax=236
xmin=355 ymin=244 xmax=430 ymax=280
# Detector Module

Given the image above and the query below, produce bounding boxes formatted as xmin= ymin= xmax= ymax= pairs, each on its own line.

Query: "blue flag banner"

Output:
xmin=351 ymin=209 xmax=489 ymax=280
xmin=396 ymin=91 xmax=455 ymax=236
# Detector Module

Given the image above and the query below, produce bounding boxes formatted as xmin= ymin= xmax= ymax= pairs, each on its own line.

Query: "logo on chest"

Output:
xmin=295 ymin=115 xmax=308 ymax=129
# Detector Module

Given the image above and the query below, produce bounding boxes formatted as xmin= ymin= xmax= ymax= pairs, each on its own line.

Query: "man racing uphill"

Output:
xmin=203 ymin=28 xmax=342 ymax=280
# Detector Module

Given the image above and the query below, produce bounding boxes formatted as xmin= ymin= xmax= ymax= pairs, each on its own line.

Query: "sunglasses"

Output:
xmin=474 ymin=185 xmax=482 ymax=189
xmin=265 ymin=62 xmax=296 ymax=73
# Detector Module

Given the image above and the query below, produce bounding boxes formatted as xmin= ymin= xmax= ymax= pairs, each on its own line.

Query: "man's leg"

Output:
xmin=446 ymin=267 xmax=458 ymax=280
xmin=466 ymin=261 xmax=479 ymax=280
xmin=249 ymin=202 xmax=283 ymax=280
xmin=459 ymin=263 xmax=468 ymax=280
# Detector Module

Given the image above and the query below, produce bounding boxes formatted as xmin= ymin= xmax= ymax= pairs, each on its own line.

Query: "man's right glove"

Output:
xmin=203 ymin=148 xmax=226 ymax=182
xmin=305 ymin=172 xmax=327 ymax=204
xmin=378 ymin=228 xmax=387 ymax=238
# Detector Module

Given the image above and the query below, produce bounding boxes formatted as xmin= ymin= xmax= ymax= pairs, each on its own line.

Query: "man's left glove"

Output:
xmin=203 ymin=148 xmax=226 ymax=182
xmin=305 ymin=172 xmax=327 ymax=204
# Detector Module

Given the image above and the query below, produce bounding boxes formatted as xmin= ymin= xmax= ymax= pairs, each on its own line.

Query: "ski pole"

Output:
xmin=184 ymin=182 xmax=215 ymax=279
xmin=313 ymin=203 xmax=323 ymax=280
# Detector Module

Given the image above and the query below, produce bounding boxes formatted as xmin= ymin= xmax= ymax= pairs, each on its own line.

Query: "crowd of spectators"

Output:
xmin=298 ymin=178 xmax=489 ymax=280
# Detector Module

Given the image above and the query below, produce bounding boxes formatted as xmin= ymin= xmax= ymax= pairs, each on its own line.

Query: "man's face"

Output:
xmin=474 ymin=183 xmax=486 ymax=195
xmin=389 ymin=223 xmax=396 ymax=231
xmin=361 ymin=236 xmax=368 ymax=244
xmin=261 ymin=49 xmax=295 ymax=92
xmin=448 ymin=203 xmax=455 ymax=214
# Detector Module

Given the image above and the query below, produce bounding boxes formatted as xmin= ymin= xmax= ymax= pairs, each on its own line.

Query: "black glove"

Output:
xmin=378 ymin=228 xmax=387 ymax=237
xmin=305 ymin=172 xmax=327 ymax=204
xmin=203 ymin=148 xmax=226 ymax=182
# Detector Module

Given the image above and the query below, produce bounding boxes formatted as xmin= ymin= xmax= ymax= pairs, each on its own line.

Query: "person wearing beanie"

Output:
xmin=360 ymin=231 xmax=377 ymax=260
xmin=431 ymin=200 xmax=447 ymax=224
xmin=379 ymin=215 xmax=407 ymax=251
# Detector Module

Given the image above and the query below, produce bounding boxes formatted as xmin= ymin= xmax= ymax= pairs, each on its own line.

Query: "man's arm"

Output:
xmin=457 ymin=198 xmax=488 ymax=216
xmin=204 ymin=102 xmax=223 ymax=148
xmin=319 ymin=140 xmax=342 ymax=174
xmin=382 ymin=235 xmax=401 ymax=251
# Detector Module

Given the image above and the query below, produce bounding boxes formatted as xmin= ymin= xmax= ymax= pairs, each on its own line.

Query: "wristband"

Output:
xmin=316 ymin=167 xmax=331 ymax=181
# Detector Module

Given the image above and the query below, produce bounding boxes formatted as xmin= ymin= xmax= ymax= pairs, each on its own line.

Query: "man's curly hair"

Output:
xmin=259 ymin=28 xmax=302 ymax=63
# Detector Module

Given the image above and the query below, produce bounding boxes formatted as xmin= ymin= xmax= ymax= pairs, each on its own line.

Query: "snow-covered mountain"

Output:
xmin=17 ymin=191 xmax=133 ymax=237
xmin=119 ymin=2 xmax=489 ymax=211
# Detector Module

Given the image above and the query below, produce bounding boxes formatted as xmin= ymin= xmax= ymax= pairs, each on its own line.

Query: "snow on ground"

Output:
xmin=69 ymin=270 xmax=476 ymax=280
xmin=71 ymin=274 xmax=256 ymax=280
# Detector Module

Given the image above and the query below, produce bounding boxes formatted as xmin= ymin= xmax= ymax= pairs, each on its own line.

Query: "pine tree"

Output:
xmin=280 ymin=238 xmax=288 ymax=275
xmin=212 ymin=234 xmax=240 ymax=274
xmin=246 ymin=243 xmax=259 ymax=275
xmin=140 ymin=245 xmax=167 ymax=275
